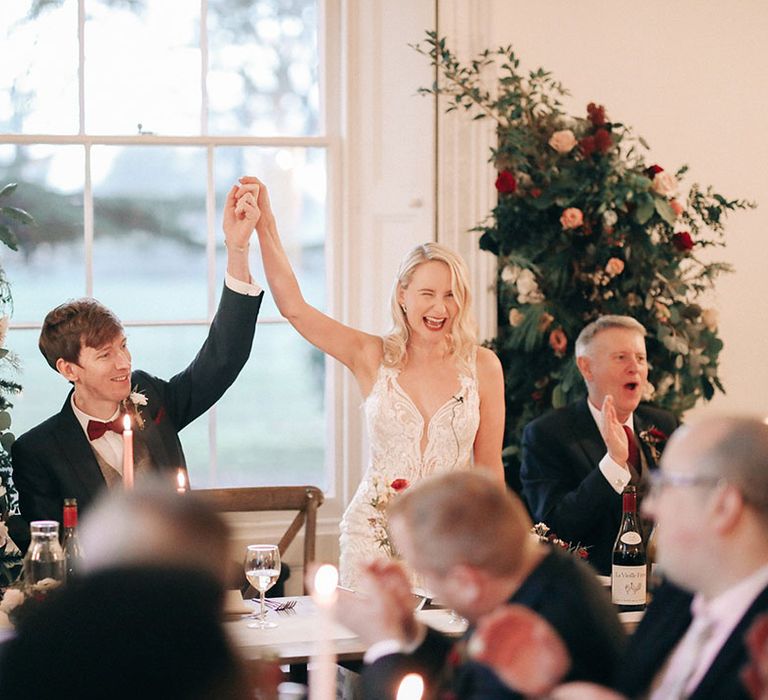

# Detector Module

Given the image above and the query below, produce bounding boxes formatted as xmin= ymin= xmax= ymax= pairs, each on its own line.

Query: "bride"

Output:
xmin=237 ymin=176 xmax=505 ymax=588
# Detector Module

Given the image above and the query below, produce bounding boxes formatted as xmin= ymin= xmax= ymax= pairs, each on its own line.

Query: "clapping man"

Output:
xmin=334 ymin=471 xmax=625 ymax=699
xmin=520 ymin=315 xmax=678 ymax=574
xmin=11 ymin=179 xmax=263 ymax=532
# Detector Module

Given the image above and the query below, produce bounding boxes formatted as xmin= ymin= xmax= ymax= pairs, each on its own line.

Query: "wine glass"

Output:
xmin=244 ymin=544 xmax=281 ymax=629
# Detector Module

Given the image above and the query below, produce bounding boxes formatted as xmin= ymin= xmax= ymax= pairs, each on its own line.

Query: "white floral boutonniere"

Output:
xmin=122 ymin=387 xmax=148 ymax=430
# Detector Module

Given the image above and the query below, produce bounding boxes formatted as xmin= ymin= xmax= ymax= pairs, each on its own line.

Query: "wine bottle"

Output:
xmin=611 ymin=485 xmax=646 ymax=612
xmin=62 ymin=498 xmax=84 ymax=583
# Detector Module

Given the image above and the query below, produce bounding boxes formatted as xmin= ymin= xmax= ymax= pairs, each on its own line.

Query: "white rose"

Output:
xmin=651 ymin=171 xmax=678 ymax=196
xmin=548 ymin=129 xmax=578 ymax=154
xmin=701 ymin=308 xmax=719 ymax=331
xmin=516 ymin=270 xmax=545 ymax=304
xmin=602 ymin=210 xmax=618 ymax=227
xmin=501 ymin=265 xmax=520 ymax=283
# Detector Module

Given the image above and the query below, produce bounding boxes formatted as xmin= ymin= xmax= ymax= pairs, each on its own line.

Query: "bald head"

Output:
xmin=662 ymin=416 xmax=768 ymax=514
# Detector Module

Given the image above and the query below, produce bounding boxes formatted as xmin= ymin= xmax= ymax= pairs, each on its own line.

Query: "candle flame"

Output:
xmin=396 ymin=673 xmax=424 ymax=700
xmin=122 ymin=414 xmax=131 ymax=431
xmin=176 ymin=470 xmax=186 ymax=491
xmin=313 ymin=564 xmax=338 ymax=598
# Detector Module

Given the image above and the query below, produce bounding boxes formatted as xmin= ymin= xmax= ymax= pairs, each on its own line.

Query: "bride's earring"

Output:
xmin=401 ymin=304 xmax=407 ymax=314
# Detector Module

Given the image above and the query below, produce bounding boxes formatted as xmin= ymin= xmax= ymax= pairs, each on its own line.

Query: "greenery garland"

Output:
xmin=415 ymin=33 xmax=756 ymax=488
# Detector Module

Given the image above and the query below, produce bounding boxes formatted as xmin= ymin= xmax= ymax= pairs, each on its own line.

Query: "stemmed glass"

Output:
xmin=244 ymin=544 xmax=281 ymax=629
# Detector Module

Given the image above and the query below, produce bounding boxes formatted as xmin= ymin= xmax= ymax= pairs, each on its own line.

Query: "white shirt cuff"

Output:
xmin=225 ymin=271 xmax=262 ymax=297
xmin=599 ymin=453 xmax=631 ymax=494
xmin=363 ymin=625 xmax=427 ymax=664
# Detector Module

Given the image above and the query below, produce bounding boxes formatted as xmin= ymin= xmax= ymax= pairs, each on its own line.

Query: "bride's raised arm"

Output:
xmin=236 ymin=177 xmax=380 ymax=385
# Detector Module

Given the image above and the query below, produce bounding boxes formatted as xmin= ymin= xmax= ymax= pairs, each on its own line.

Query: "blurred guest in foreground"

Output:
xmin=334 ymin=471 xmax=624 ymax=699
xmin=0 ymin=481 xmax=250 ymax=699
xmin=521 ymin=315 xmax=678 ymax=574
xmin=543 ymin=416 xmax=768 ymax=700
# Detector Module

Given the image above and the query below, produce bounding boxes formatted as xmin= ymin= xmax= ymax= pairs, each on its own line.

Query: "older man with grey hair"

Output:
xmin=520 ymin=314 xmax=678 ymax=574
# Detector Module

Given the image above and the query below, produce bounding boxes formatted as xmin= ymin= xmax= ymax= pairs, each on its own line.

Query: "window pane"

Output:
xmin=0 ymin=1 xmax=78 ymax=134
xmin=85 ymin=1 xmax=200 ymax=135
xmin=208 ymin=0 xmax=320 ymax=136
xmin=0 ymin=145 xmax=85 ymax=324
xmin=92 ymin=145 xmax=208 ymax=321
xmin=206 ymin=323 xmax=326 ymax=489
xmin=214 ymin=146 xmax=326 ymax=317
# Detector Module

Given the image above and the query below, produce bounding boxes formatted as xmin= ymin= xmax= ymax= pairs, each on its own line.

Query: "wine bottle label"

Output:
xmin=612 ymin=565 xmax=647 ymax=605
xmin=620 ymin=531 xmax=641 ymax=545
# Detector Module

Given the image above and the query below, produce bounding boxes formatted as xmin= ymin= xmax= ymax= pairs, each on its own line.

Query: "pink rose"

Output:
xmin=560 ymin=207 xmax=584 ymax=229
xmin=548 ymin=129 xmax=578 ymax=154
xmin=670 ymin=199 xmax=684 ymax=217
xmin=701 ymin=308 xmax=719 ymax=331
xmin=508 ymin=308 xmax=525 ymax=327
xmin=549 ymin=328 xmax=568 ymax=356
xmin=605 ymin=257 xmax=625 ymax=277
xmin=651 ymin=171 xmax=677 ymax=196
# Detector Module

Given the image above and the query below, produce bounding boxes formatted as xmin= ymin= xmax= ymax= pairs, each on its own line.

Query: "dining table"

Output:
xmin=223 ymin=592 xmax=468 ymax=667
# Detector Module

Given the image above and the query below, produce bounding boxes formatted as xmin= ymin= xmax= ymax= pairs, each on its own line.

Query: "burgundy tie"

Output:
xmin=87 ymin=417 xmax=124 ymax=441
xmin=622 ymin=424 xmax=641 ymax=478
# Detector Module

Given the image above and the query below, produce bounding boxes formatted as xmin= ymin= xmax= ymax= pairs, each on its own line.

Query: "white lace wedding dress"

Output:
xmin=338 ymin=355 xmax=481 ymax=588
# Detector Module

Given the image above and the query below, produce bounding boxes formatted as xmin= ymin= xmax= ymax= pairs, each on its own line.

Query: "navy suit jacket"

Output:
xmin=11 ymin=285 xmax=262 ymax=527
xmin=520 ymin=398 xmax=678 ymax=575
xmin=362 ymin=549 xmax=626 ymax=700
xmin=616 ymin=579 xmax=768 ymax=699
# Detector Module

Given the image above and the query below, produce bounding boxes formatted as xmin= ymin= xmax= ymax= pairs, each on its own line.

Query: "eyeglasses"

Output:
xmin=648 ymin=470 xmax=724 ymax=495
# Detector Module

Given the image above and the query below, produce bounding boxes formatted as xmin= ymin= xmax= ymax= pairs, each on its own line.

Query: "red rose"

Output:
xmin=672 ymin=231 xmax=694 ymax=251
xmin=647 ymin=164 xmax=664 ymax=176
xmin=647 ymin=427 xmax=668 ymax=442
xmin=390 ymin=478 xmax=409 ymax=492
xmin=594 ymin=128 xmax=612 ymax=153
xmin=579 ymin=135 xmax=596 ymax=158
xmin=495 ymin=170 xmax=517 ymax=194
xmin=587 ymin=102 xmax=606 ymax=126
xmin=530 ymin=187 xmax=542 ymax=198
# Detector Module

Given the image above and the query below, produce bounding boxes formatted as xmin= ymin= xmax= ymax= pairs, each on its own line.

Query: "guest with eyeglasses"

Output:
xmin=520 ymin=315 xmax=678 ymax=575
xmin=551 ymin=415 xmax=768 ymax=700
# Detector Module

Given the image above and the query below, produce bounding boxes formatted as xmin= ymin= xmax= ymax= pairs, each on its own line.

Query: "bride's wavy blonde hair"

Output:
xmin=383 ymin=242 xmax=478 ymax=371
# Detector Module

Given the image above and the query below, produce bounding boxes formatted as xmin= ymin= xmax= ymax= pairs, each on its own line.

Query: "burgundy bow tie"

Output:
xmin=87 ymin=417 xmax=124 ymax=441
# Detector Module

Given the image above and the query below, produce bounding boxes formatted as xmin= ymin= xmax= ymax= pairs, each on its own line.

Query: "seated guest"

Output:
xmin=334 ymin=471 xmax=625 ymax=699
xmin=614 ymin=415 xmax=768 ymax=700
xmin=520 ymin=315 xmax=678 ymax=574
xmin=10 ymin=179 xmax=264 ymax=538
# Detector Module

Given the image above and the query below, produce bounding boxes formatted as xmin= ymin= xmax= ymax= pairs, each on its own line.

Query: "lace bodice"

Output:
xmin=338 ymin=356 xmax=481 ymax=588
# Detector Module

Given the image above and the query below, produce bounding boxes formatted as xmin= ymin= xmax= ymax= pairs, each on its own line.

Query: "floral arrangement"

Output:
xmin=367 ymin=476 xmax=410 ymax=558
xmin=414 ymin=34 xmax=755 ymax=488
xmin=530 ymin=522 xmax=589 ymax=560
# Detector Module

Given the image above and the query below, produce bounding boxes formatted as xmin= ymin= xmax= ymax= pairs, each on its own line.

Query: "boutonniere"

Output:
xmin=122 ymin=388 xmax=148 ymax=430
xmin=638 ymin=425 xmax=668 ymax=462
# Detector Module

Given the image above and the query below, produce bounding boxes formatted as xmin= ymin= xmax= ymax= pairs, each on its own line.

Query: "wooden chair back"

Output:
xmin=194 ymin=485 xmax=324 ymax=594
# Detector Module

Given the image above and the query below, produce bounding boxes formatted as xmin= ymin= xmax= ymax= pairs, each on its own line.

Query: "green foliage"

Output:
xmin=0 ymin=183 xmax=27 ymax=580
xmin=415 ymin=33 xmax=756 ymax=484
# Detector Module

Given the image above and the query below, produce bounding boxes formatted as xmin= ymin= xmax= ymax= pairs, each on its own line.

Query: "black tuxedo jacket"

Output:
xmin=520 ymin=398 xmax=678 ymax=574
xmin=362 ymin=549 xmax=626 ymax=700
xmin=616 ymin=580 xmax=768 ymax=699
xmin=11 ymin=285 xmax=262 ymax=526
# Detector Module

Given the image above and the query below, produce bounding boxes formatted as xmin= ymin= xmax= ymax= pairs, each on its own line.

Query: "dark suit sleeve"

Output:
xmin=521 ymin=415 xmax=617 ymax=544
xmin=11 ymin=435 xmax=62 ymax=524
xmin=146 ymin=284 xmax=262 ymax=431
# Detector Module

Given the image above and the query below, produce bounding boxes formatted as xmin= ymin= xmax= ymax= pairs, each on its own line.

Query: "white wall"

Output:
xmin=481 ymin=0 xmax=768 ymax=418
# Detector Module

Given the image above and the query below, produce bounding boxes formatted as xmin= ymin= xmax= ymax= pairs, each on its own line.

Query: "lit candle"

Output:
xmin=122 ymin=414 xmax=134 ymax=489
xmin=396 ymin=674 xmax=424 ymax=700
xmin=310 ymin=564 xmax=338 ymax=700
xmin=176 ymin=469 xmax=187 ymax=494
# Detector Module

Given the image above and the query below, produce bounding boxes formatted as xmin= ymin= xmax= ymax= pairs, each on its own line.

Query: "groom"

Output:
xmin=11 ymin=180 xmax=264 ymax=535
